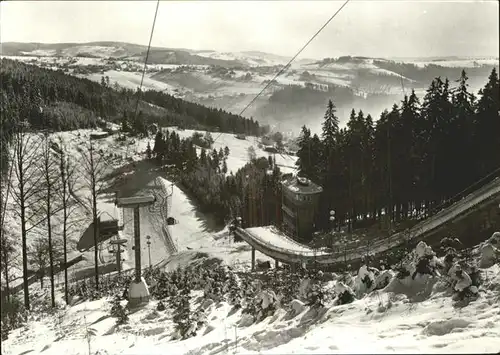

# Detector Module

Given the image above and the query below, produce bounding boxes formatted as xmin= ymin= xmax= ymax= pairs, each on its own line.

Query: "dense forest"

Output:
xmin=295 ymin=68 xmax=500 ymax=232
xmin=0 ymin=58 xmax=265 ymax=173
xmin=148 ymin=67 xmax=498 ymax=238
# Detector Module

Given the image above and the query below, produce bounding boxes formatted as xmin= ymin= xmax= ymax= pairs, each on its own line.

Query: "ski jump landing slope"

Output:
xmin=235 ymin=176 xmax=500 ymax=266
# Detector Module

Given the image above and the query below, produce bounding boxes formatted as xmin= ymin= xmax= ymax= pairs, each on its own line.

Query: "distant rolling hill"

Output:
xmin=2 ymin=41 xmax=497 ymax=133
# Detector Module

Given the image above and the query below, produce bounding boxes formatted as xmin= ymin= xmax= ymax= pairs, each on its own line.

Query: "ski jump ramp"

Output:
xmin=235 ymin=177 xmax=500 ymax=267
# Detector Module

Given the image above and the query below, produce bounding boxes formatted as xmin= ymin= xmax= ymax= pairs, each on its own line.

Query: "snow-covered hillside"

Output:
xmin=169 ymin=128 xmax=297 ymax=174
xmin=2 ymin=121 xmax=500 ymax=354
xmin=193 ymin=49 xmax=314 ymax=67
xmin=3 ymin=238 xmax=500 ymax=354
xmin=1 ymin=126 xmax=287 ymax=287
xmin=4 ymin=42 xmax=497 ymax=130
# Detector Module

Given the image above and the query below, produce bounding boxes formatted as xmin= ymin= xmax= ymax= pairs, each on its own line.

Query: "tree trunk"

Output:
xmin=47 ymin=195 xmax=55 ymax=307
xmin=45 ymin=158 xmax=55 ymax=307
xmin=2 ymin=257 xmax=10 ymax=302
xmin=89 ymin=143 xmax=100 ymax=291
xmin=20 ymin=180 xmax=30 ymax=309
xmin=63 ymin=213 xmax=68 ymax=303
xmin=59 ymin=147 xmax=70 ymax=305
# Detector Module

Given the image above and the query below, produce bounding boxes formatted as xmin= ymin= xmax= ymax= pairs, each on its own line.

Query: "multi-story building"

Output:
xmin=281 ymin=176 xmax=323 ymax=242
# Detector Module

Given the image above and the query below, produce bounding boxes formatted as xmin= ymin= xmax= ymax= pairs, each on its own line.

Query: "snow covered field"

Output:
xmin=3 ymin=262 xmax=499 ymax=355
xmin=169 ymin=128 xmax=297 ymax=174
xmin=408 ymin=58 xmax=499 ymax=68
xmin=82 ymin=70 xmax=177 ymax=93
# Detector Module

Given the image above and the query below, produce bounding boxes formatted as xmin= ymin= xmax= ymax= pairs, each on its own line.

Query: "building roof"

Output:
xmin=282 ymin=176 xmax=323 ymax=194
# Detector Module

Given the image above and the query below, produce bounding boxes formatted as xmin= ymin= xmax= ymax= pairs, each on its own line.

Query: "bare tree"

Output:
xmin=40 ymin=133 xmax=61 ymax=307
xmin=80 ymin=139 xmax=107 ymax=290
xmin=56 ymin=136 xmax=81 ymax=304
xmin=0 ymin=226 xmax=16 ymax=302
xmin=28 ymin=236 xmax=63 ymax=289
xmin=9 ymin=124 xmax=45 ymax=310
xmin=247 ymin=146 xmax=257 ymax=162
xmin=0 ymin=138 xmax=15 ymax=299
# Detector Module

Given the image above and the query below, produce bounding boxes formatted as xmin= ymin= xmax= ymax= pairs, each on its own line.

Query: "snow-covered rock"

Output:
xmin=400 ymin=241 xmax=442 ymax=279
xmin=448 ymin=262 xmax=479 ymax=303
xmin=453 ymin=269 xmax=472 ymax=292
xmin=375 ymin=269 xmax=395 ymax=290
xmin=479 ymin=243 xmax=500 ymax=268
xmin=238 ymin=313 xmax=255 ymax=327
xmin=340 ymin=273 xmax=355 ymax=289
xmin=415 ymin=241 xmax=436 ymax=259
xmin=448 ymin=262 xmax=462 ymax=278
xmin=334 ymin=281 xmax=356 ymax=305
xmin=200 ymin=298 xmax=215 ymax=311
xmin=258 ymin=290 xmax=278 ymax=310
xmin=298 ymin=277 xmax=312 ymax=299
xmin=488 ymin=231 xmax=500 ymax=246
xmin=354 ymin=265 xmax=376 ymax=296
xmin=290 ymin=299 xmax=306 ymax=316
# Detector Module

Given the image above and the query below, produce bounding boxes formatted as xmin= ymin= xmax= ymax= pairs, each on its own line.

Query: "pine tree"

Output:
xmin=146 ymin=142 xmax=152 ymax=160
xmin=450 ymin=70 xmax=476 ymax=191
xmin=120 ymin=111 xmax=129 ymax=133
xmin=474 ymin=68 xmax=500 ymax=178
xmin=319 ymin=100 xmax=341 ymax=221
xmin=322 ymin=99 xmax=339 ymax=149
xmin=153 ymin=131 xmax=164 ymax=161
xmin=297 ymin=125 xmax=322 ymax=182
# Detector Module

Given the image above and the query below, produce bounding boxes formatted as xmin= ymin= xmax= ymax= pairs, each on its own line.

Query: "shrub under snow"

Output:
xmin=354 ymin=265 xmax=376 ymax=296
xmin=479 ymin=232 xmax=500 ymax=268
xmin=397 ymin=241 xmax=443 ymax=280
xmin=448 ymin=262 xmax=479 ymax=304
xmin=374 ymin=269 xmax=396 ymax=290
xmin=333 ymin=281 xmax=356 ymax=306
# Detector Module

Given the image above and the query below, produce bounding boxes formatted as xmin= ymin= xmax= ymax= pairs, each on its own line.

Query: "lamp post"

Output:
xmin=146 ymin=235 xmax=152 ymax=268
xmin=329 ymin=210 xmax=335 ymax=251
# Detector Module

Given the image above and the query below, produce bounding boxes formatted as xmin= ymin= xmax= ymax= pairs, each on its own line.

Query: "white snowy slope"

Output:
xmin=58 ymin=128 xmax=276 ymax=270
xmin=159 ymin=177 xmax=215 ymax=250
xmin=81 ymin=70 xmax=177 ymax=93
xmin=169 ymin=128 xmax=298 ymax=174
xmin=2 ymin=263 xmax=499 ymax=355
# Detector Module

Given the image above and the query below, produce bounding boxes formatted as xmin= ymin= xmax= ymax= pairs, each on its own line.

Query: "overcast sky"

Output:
xmin=1 ymin=1 xmax=498 ymax=59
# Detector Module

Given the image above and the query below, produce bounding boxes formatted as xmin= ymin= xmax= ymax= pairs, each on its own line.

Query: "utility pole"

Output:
xmin=387 ymin=117 xmax=393 ymax=235
xmin=132 ymin=207 xmax=141 ymax=281
xmin=115 ymin=195 xmax=155 ymax=307
xmin=110 ymin=237 xmax=127 ymax=276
